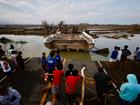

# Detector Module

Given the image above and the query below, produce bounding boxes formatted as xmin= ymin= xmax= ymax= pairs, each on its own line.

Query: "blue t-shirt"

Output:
xmin=55 ymin=54 xmax=61 ymax=63
xmin=47 ymin=56 xmax=56 ymax=70
xmin=41 ymin=56 xmax=47 ymax=64
xmin=111 ymin=50 xmax=118 ymax=59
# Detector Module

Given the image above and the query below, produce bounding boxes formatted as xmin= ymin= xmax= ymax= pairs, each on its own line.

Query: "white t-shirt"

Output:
xmin=117 ymin=50 xmax=122 ymax=61
xmin=0 ymin=61 xmax=11 ymax=72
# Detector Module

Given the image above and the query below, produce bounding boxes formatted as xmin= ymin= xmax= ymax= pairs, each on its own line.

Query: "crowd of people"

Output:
xmin=0 ymin=43 xmax=140 ymax=105
xmin=109 ymin=45 xmax=140 ymax=68
xmin=0 ymin=44 xmax=24 ymax=81
xmin=102 ymin=45 xmax=140 ymax=105
xmin=41 ymin=48 xmax=140 ymax=105
xmin=0 ymin=44 xmax=24 ymax=105
xmin=41 ymin=49 xmax=82 ymax=105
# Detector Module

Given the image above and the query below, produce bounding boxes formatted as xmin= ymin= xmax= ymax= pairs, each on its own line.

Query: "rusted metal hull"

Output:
xmin=45 ymin=40 xmax=92 ymax=51
xmin=44 ymin=34 xmax=94 ymax=51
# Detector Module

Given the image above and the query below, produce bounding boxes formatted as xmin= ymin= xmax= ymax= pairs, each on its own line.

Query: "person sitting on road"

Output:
xmin=65 ymin=63 xmax=74 ymax=78
xmin=0 ymin=86 xmax=21 ymax=105
xmin=119 ymin=74 xmax=140 ymax=105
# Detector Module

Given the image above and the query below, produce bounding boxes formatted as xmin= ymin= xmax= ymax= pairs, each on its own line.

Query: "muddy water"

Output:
xmin=92 ymin=34 xmax=140 ymax=60
xmin=0 ymin=34 xmax=140 ymax=61
xmin=60 ymin=51 xmax=91 ymax=61
xmin=0 ymin=35 xmax=50 ymax=58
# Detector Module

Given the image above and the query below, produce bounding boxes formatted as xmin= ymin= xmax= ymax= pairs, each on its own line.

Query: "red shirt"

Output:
xmin=52 ymin=70 xmax=64 ymax=86
xmin=65 ymin=75 xmax=81 ymax=94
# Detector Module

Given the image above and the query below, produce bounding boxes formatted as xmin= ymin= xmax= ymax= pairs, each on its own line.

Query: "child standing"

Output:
xmin=65 ymin=69 xmax=82 ymax=105
xmin=51 ymin=63 xmax=64 ymax=104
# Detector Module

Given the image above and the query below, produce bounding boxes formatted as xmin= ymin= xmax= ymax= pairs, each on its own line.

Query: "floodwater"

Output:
xmin=0 ymin=34 xmax=140 ymax=61
xmin=91 ymin=34 xmax=140 ymax=61
xmin=0 ymin=35 xmax=49 ymax=58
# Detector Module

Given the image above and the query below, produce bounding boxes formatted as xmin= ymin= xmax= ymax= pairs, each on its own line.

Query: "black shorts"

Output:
xmin=48 ymin=68 xmax=55 ymax=82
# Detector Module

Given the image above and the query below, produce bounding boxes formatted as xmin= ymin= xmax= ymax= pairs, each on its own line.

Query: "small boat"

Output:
xmin=44 ymin=31 xmax=95 ymax=51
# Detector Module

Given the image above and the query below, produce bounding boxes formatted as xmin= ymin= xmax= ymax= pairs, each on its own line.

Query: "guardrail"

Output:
xmin=0 ymin=57 xmax=31 ymax=83
xmin=97 ymin=61 xmax=120 ymax=93
xmin=80 ymin=66 xmax=86 ymax=105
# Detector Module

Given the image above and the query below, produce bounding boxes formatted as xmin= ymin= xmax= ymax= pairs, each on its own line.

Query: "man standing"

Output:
xmin=120 ymin=45 xmax=131 ymax=66
xmin=93 ymin=67 xmax=113 ymax=105
xmin=47 ymin=50 xmax=56 ymax=82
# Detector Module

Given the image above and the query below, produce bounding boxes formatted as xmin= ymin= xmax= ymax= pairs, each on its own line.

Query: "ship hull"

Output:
xmin=44 ymin=34 xmax=94 ymax=51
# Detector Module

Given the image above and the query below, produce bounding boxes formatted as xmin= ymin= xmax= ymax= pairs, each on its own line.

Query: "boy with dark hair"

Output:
xmin=65 ymin=69 xmax=81 ymax=105
xmin=120 ymin=45 xmax=131 ymax=65
xmin=51 ymin=63 xmax=64 ymax=104
xmin=121 ymin=45 xmax=131 ymax=58
xmin=65 ymin=63 xmax=74 ymax=77
xmin=43 ymin=63 xmax=64 ymax=104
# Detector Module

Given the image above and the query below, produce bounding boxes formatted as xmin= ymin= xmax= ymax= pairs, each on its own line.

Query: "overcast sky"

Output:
xmin=0 ymin=0 xmax=140 ymax=24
